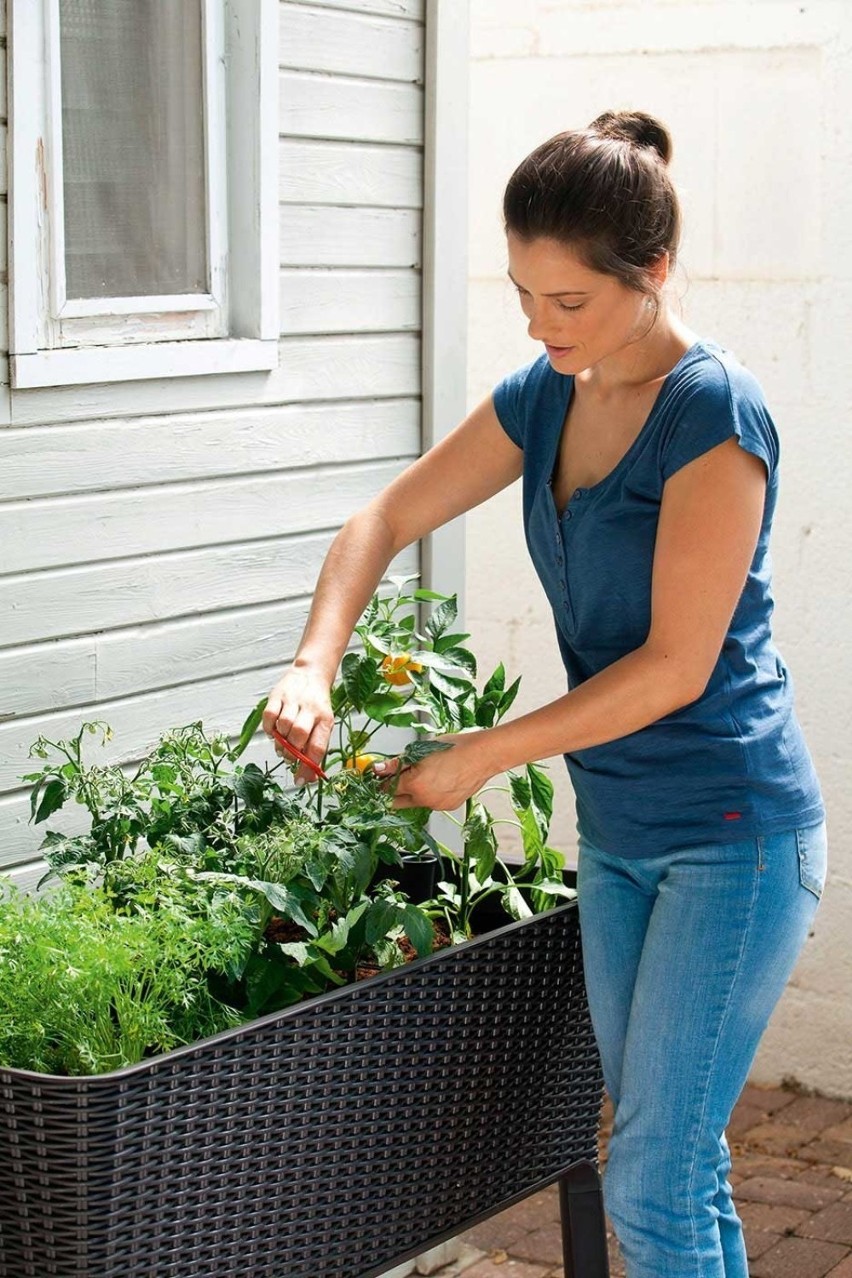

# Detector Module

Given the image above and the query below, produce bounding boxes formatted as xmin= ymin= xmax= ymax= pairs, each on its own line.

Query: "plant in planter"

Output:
xmin=0 ymin=581 xmax=608 ymax=1278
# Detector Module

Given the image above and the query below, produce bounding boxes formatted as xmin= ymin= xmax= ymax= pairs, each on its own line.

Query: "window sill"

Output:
xmin=10 ymin=338 xmax=280 ymax=389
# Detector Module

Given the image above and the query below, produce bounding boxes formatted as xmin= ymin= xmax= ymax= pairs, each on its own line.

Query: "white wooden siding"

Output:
xmin=279 ymin=140 xmax=421 ymax=207
xmin=0 ymin=0 xmax=426 ymax=883
xmin=278 ymin=4 xmax=423 ymax=81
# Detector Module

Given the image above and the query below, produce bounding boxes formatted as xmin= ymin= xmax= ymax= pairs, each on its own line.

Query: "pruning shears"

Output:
xmin=270 ymin=726 xmax=329 ymax=782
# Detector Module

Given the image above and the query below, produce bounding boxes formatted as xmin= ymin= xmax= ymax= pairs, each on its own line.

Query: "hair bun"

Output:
xmin=588 ymin=110 xmax=672 ymax=164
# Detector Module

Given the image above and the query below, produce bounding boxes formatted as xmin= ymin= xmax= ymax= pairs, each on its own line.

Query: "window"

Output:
xmin=9 ymin=0 xmax=278 ymax=388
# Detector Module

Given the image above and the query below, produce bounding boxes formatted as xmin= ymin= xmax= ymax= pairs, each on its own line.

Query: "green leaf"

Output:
xmin=427 ymin=669 xmax=472 ymax=700
xmin=425 ymin=595 xmax=458 ymax=640
xmin=342 ymin=653 xmax=378 ymax=711
xmin=529 ymin=880 xmax=576 ymax=900
xmin=27 ymin=776 xmax=45 ymax=822
xmin=382 ymin=711 xmax=419 ymax=728
xmin=330 ymin=683 xmax=348 ymax=714
xmin=233 ymin=697 xmax=266 ymax=760
xmin=248 ymin=881 xmax=318 ymax=935
xmin=34 ymin=777 xmax=67 ymax=824
xmin=482 ymin=663 xmax=506 ymax=697
xmin=363 ymin=694 xmax=407 ymax=721
xmin=518 ymin=806 xmax=544 ymax=862
xmin=364 ymin=898 xmax=401 ymax=944
xmin=234 ymin=763 xmax=266 ymax=807
xmin=509 ymin=772 xmax=532 ymax=812
xmin=436 ymin=646 xmax=477 ymax=678
xmin=277 ymin=940 xmax=312 ymax=965
xmin=527 ymin=763 xmax=554 ymax=832
xmin=314 ymin=916 xmax=350 ymax=955
xmin=412 ymin=588 xmax=448 ymax=602
xmin=498 ymin=676 xmax=522 ymax=719
xmin=433 ymin=631 xmax=472 ymax=654
xmin=474 ymin=695 xmax=499 ymax=728
xmin=463 ymin=801 xmax=497 ymax=881
xmin=504 ymin=884 xmax=534 ymax=920
xmin=401 ymin=905 xmax=434 ymax=957
xmin=399 ymin=739 xmax=454 ymax=766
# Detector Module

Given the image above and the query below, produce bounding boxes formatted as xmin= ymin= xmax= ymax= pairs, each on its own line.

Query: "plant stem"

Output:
xmin=460 ymin=795 xmax=473 ymax=934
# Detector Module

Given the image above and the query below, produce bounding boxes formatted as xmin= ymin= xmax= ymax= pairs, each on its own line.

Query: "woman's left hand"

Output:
xmin=372 ymin=732 xmax=496 ymax=811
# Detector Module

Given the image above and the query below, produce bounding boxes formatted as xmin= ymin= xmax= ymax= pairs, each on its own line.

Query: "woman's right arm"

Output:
xmin=261 ymin=395 xmax=524 ymax=779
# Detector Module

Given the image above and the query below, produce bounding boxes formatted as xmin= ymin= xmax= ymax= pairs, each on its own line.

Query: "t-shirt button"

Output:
xmin=564 ymin=509 xmax=573 ymax=521
xmin=573 ymin=488 xmax=583 ymax=499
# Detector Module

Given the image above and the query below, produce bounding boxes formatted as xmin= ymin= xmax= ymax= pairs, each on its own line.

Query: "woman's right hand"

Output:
xmin=262 ymin=664 xmax=335 ymax=785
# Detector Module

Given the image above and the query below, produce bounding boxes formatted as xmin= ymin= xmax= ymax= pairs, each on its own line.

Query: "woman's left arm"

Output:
xmin=384 ymin=437 xmax=767 ymax=810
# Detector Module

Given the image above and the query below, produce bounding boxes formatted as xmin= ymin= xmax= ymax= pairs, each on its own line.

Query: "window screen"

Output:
xmin=59 ymin=0 xmax=208 ymax=300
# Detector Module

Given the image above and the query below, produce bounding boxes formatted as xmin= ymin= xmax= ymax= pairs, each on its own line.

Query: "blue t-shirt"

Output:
xmin=492 ymin=339 xmax=824 ymax=856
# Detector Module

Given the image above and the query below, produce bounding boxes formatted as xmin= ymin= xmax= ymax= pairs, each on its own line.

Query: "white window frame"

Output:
xmin=8 ymin=0 xmax=278 ymax=389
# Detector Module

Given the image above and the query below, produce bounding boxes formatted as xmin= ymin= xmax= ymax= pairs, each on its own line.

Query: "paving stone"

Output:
xmin=492 ymin=1193 xmax=561 ymax=1233
xmin=457 ymin=1261 xmax=550 ymax=1278
xmin=799 ymin=1168 xmax=852 ymax=1191
xmin=801 ymin=1141 xmax=852 ymax=1169
xmin=740 ymin=1084 xmax=799 ymax=1115
xmin=824 ymin=1256 xmax=852 ymax=1276
xmin=799 ymin=1201 xmax=852 ymax=1246
xmin=746 ymin=1121 xmax=817 ymax=1157
xmin=737 ymin=1175 xmax=844 ymax=1211
xmin=745 ymin=1228 xmax=782 ymax=1261
xmin=749 ymin=1235 xmax=849 ymax=1277
xmin=509 ymin=1223 xmax=564 ymax=1267
xmin=732 ymin=1153 xmax=804 ymax=1180
xmin=727 ymin=1102 xmax=768 ymax=1141
xmin=781 ymin=1097 xmax=852 ymax=1135
xmin=823 ymin=1120 xmax=852 ymax=1144
xmin=459 ymin=1215 xmax=527 ymax=1253
xmin=739 ymin=1199 xmax=810 ymax=1232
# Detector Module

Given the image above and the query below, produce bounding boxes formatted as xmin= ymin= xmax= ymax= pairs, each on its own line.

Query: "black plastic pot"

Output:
xmin=0 ymin=898 xmax=607 ymax=1278
xmin=370 ymin=851 xmax=440 ymax=903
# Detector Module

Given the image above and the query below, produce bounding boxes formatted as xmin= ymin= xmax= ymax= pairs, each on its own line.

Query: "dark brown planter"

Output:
xmin=0 ymin=896 xmax=608 ymax=1278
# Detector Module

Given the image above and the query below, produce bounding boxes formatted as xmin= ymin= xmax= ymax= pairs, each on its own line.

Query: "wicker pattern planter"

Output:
xmin=0 ymin=901 xmax=606 ymax=1278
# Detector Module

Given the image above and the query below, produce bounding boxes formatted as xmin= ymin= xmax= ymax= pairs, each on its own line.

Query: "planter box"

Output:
xmin=0 ymin=899 xmax=607 ymax=1278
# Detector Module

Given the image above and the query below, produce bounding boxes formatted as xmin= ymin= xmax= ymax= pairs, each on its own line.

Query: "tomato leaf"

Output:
xmin=34 ymin=778 xmax=67 ymax=825
xmin=401 ymin=904 xmax=434 ymax=957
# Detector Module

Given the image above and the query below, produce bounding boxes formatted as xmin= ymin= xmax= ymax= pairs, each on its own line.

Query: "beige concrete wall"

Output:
xmin=465 ymin=1 xmax=852 ymax=1096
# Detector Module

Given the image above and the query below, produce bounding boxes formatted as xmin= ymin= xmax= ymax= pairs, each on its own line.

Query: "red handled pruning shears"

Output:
xmin=270 ymin=726 xmax=329 ymax=782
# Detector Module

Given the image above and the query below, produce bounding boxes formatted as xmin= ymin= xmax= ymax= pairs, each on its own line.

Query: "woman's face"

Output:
xmin=506 ymin=233 xmax=659 ymax=375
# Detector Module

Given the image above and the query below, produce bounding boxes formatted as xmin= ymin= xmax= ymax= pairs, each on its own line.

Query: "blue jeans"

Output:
xmin=576 ymin=821 xmax=827 ymax=1278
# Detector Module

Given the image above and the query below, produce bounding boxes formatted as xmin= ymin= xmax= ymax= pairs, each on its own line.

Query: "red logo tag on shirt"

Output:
xmin=723 ymin=811 xmax=742 ymax=821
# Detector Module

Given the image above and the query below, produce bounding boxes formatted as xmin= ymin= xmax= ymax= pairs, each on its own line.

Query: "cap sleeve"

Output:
xmin=491 ymin=354 xmax=553 ymax=451
xmin=660 ymin=354 xmax=779 ymax=482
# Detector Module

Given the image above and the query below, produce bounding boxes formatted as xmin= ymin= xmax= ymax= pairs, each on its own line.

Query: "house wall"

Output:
xmin=0 ymin=0 xmax=426 ymax=887
xmin=465 ymin=1 xmax=852 ymax=1096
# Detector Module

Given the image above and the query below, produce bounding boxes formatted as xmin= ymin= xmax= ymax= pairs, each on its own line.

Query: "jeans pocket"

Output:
xmin=796 ymin=822 xmax=828 ymax=900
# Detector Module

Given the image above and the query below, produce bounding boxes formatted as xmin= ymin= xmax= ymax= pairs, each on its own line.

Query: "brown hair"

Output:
xmin=503 ymin=110 xmax=681 ymax=295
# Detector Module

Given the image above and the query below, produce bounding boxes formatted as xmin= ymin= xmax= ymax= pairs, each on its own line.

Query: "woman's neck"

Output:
xmin=578 ymin=312 xmax=699 ymax=399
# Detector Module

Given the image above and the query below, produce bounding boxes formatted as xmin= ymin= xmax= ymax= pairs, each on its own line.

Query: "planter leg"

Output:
xmin=558 ymin=1159 xmax=610 ymax=1278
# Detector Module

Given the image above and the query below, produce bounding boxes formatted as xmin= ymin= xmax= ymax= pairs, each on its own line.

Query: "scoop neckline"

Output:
xmin=548 ymin=339 xmax=707 ymax=512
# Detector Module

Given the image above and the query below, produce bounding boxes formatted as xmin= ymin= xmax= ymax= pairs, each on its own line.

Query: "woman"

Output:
xmin=263 ymin=110 xmax=826 ymax=1278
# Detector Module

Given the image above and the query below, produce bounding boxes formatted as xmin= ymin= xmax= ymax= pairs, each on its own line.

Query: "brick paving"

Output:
xmin=429 ymin=1082 xmax=852 ymax=1277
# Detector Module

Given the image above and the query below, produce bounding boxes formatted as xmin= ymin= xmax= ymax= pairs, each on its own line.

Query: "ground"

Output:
xmin=429 ymin=1082 xmax=852 ymax=1278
